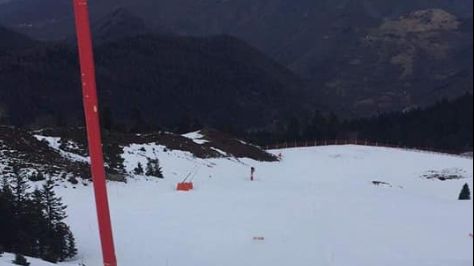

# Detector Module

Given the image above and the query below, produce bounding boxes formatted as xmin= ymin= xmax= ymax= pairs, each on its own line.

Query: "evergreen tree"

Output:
xmin=12 ymin=254 xmax=30 ymax=266
xmin=10 ymin=167 xmax=34 ymax=254
xmin=65 ymin=228 xmax=78 ymax=259
xmin=286 ymin=116 xmax=301 ymax=141
xmin=133 ymin=162 xmax=144 ymax=175
xmin=146 ymin=159 xmax=164 ymax=178
xmin=29 ymin=171 xmax=45 ymax=182
xmin=42 ymin=177 xmax=67 ymax=226
xmin=41 ymin=177 xmax=75 ymax=262
xmin=459 ymin=183 xmax=471 ymax=200
xmin=0 ymin=174 xmax=15 ymax=251
xmin=101 ymin=106 xmax=115 ymax=132
xmin=1 ymin=171 xmax=77 ymax=262
xmin=11 ymin=167 xmax=30 ymax=212
xmin=29 ymin=189 xmax=48 ymax=258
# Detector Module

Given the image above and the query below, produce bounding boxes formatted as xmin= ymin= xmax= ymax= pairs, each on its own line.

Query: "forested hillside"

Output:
xmin=0 ymin=28 xmax=308 ymax=131
xmin=246 ymin=94 xmax=473 ymax=152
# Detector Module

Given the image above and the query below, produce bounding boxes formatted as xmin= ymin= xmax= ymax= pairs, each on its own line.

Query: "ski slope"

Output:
xmin=2 ymin=145 xmax=473 ymax=266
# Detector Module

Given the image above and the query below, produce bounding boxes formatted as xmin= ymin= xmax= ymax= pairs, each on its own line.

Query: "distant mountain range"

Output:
xmin=0 ymin=26 xmax=308 ymax=131
xmin=0 ymin=0 xmax=472 ymax=121
xmin=312 ymin=9 xmax=473 ymax=116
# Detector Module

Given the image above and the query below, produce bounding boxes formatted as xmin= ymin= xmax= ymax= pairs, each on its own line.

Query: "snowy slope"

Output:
xmin=3 ymin=145 xmax=473 ymax=266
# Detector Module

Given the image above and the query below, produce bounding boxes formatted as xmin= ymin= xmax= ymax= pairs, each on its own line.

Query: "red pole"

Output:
xmin=72 ymin=1 xmax=118 ymax=266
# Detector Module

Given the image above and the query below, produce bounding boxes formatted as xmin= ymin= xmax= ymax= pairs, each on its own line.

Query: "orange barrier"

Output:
xmin=177 ymin=182 xmax=194 ymax=191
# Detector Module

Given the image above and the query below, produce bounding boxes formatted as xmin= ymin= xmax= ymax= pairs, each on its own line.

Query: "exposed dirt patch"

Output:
xmin=0 ymin=126 xmax=90 ymax=180
xmin=200 ymin=129 xmax=278 ymax=162
xmin=422 ymin=168 xmax=468 ymax=181
xmin=372 ymin=181 xmax=392 ymax=187
xmin=2 ymin=127 xmax=276 ymax=182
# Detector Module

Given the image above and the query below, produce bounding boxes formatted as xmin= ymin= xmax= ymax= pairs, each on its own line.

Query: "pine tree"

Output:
xmin=12 ymin=254 xmax=30 ymax=266
xmin=29 ymin=171 xmax=45 ymax=182
xmin=146 ymin=159 xmax=163 ymax=178
xmin=41 ymin=177 xmax=76 ymax=262
xmin=11 ymin=167 xmax=30 ymax=212
xmin=1 ymin=171 xmax=77 ymax=262
xmin=459 ymin=183 xmax=471 ymax=200
xmin=133 ymin=162 xmax=144 ymax=175
xmin=29 ymin=189 xmax=48 ymax=258
xmin=51 ymin=223 xmax=71 ymax=262
xmin=10 ymin=167 xmax=34 ymax=254
xmin=0 ymin=174 xmax=15 ymax=252
xmin=42 ymin=177 xmax=67 ymax=226
xmin=63 ymin=225 xmax=77 ymax=260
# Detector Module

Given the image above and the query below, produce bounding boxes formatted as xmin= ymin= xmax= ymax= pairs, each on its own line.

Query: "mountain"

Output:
xmin=0 ymin=29 xmax=307 ymax=131
xmin=91 ymin=7 xmax=151 ymax=44
xmin=311 ymin=9 xmax=473 ymax=116
xmin=0 ymin=0 xmax=472 ymax=117
xmin=0 ymin=25 xmax=36 ymax=50
xmin=1 ymin=0 xmax=472 ymax=42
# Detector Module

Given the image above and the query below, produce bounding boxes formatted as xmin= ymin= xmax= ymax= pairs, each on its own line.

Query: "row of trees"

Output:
xmin=0 ymin=167 xmax=77 ymax=263
xmin=134 ymin=158 xmax=164 ymax=178
xmin=245 ymin=94 xmax=473 ymax=152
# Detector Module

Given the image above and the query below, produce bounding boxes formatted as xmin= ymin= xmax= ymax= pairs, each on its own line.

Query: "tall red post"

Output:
xmin=72 ymin=1 xmax=118 ymax=265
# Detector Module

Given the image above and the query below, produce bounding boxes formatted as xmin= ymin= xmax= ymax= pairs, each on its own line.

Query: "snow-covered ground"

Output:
xmin=33 ymin=135 xmax=90 ymax=163
xmin=2 ymin=145 xmax=473 ymax=266
xmin=182 ymin=131 xmax=209 ymax=145
xmin=0 ymin=254 xmax=71 ymax=266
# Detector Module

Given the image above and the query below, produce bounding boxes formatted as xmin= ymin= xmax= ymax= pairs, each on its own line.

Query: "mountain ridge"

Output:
xmin=0 ymin=27 xmax=309 ymax=131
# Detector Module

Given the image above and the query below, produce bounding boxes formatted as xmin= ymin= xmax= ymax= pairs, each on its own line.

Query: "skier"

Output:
xmin=250 ymin=167 xmax=255 ymax=181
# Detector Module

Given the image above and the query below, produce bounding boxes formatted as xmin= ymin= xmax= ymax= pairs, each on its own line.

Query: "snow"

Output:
xmin=0 ymin=253 xmax=78 ymax=266
xmin=182 ymin=131 xmax=209 ymax=145
xmin=4 ymin=145 xmax=473 ymax=266
xmin=33 ymin=135 xmax=90 ymax=163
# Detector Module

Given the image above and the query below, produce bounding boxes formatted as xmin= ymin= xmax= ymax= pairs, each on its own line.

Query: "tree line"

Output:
xmin=243 ymin=93 xmax=473 ymax=152
xmin=0 ymin=167 xmax=77 ymax=263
